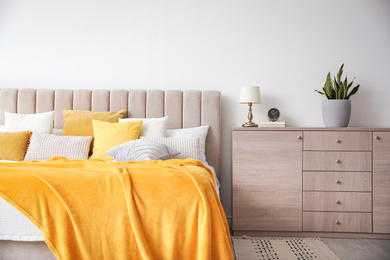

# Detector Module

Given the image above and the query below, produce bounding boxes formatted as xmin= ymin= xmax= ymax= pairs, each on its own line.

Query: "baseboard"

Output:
xmin=226 ymin=215 xmax=232 ymax=231
xmin=233 ymin=230 xmax=390 ymax=239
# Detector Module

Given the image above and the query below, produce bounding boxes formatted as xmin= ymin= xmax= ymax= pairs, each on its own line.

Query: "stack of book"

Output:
xmin=260 ymin=121 xmax=287 ymax=127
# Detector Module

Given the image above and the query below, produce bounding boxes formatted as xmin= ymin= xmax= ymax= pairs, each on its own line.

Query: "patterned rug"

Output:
xmin=232 ymin=236 xmax=340 ymax=260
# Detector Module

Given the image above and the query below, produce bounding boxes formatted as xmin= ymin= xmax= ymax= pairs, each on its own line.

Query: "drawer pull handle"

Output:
xmin=336 ymin=139 xmax=341 ymax=143
xmin=297 ymin=136 xmax=302 ymax=140
xmin=375 ymin=136 xmax=380 ymax=140
xmin=335 ymin=200 xmax=341 ymax=204
xmin=336 ymin=160 xmax=341 ymax=164
xmin=335 ymin=220 xmax=341 ymax=225
xmin=335 ymin=180 xmax=341 ymax=184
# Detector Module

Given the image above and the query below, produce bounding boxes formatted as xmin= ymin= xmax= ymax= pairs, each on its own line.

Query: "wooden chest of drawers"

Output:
xmin=232 ymin=127 xmax=390 ymax=237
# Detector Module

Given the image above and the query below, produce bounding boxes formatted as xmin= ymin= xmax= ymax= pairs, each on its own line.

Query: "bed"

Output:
xmin=0 ymin=88 xmax=232 ymax=260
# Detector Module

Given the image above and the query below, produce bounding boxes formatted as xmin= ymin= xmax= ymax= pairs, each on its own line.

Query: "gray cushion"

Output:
xmin=107 ymin=139 xmax=180 ymax=162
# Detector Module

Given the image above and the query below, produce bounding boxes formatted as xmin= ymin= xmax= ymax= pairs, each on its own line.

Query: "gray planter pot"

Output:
xmin=322 ymin=100 xmax=351 ymax=127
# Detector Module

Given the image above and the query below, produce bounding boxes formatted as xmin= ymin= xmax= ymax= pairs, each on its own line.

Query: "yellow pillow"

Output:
xmin=90 ymin=120 xmax=142 ymax=160
xmin=62 ymin=109 xmax=127 ymax=137
xmin=0 ymin=131 xmax=32 ymax=161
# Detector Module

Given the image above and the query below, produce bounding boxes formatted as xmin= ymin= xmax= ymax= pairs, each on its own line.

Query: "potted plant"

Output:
xmin=315 ymin=64 xmax=360 ymax=127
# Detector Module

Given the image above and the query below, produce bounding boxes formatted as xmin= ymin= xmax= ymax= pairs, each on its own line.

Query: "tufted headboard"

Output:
xmin=0 ymin=88 xmax=221 ymax=178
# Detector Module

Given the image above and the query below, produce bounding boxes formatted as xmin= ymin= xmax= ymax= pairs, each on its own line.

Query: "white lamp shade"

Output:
xmin=239 ymin=86 xmax=261 ymax=104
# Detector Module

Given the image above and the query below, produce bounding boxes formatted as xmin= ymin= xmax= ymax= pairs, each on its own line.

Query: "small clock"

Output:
xmin=267 ymin=108 xmax=280 ymax=122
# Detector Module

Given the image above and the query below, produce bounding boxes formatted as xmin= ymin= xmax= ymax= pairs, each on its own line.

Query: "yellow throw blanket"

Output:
xmin=0 ymin=158 xmax=233 ymax=260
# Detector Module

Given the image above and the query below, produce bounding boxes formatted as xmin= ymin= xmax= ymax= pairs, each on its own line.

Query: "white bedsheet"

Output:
xmin=0 ymin=160 xmax=44 ymax=241
xmin=0 ymin=197 xmax=44 ymax=241
xmin=0 ymin=160 xmax=220 ymax=242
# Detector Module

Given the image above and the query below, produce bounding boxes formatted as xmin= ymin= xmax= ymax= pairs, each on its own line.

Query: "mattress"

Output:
xmin=0 ymin=160 xmax=220 ymax=242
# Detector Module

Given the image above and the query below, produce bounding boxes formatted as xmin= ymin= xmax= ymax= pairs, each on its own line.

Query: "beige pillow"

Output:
xmin=165 ymin=125 xmax=209 ymax=162
xmin=140 ymin=136 xmax=201 ymax=160
xmin=25 ymin=133 xmax=92 ymax=161
xmin=62 ymin=109 xmax=127 ymax=137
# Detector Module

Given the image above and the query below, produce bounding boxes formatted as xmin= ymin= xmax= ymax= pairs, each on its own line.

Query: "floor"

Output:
xmin=321 ymin=238 xmax=390 ymax=260
xmin=1 ymin=238 xmax=389 ymax=260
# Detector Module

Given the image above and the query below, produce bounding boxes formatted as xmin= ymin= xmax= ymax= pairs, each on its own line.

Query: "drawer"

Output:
xmin=303 ymin=151 xmax=372 ymax=171
xmin=303 ymin=192 xmax=372 ymax=212
xmin=303 ymin=212 xmax=372 ymax=233
xmin=303 ymin=131 xmax=371 ymax=151
xmin=303 ymin=172 xmax=372 ymax=191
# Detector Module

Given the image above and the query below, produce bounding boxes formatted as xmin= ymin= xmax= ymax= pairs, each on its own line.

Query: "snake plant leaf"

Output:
xmin=315 ymin=90 xmax=325 ymax=95
xmin=346 ymin=84 xmax=360 ymax=99
xmin=339 ymin=82 xmax=346 ymax=99
xmin=324 ymin=72 xmax=336 ymax=99
xmin=322 ymin=86 xmax=329 ymax=98
xmin=322 ymin=85 xmax=332 ymax=99
xmin=324 ymin=90 xmax=332 ymax=99
xmin=337 ymin=63 xmax=344 ymax=84
xmin=333 ymin=76 xmax=340 ymax=92
xmin=323 ymin=83 xmax=330 ymax=97
xmin=346 ymin=80 xmax=354 ymax=91
xmin=343 ymin=77 xmax=348 ymax=88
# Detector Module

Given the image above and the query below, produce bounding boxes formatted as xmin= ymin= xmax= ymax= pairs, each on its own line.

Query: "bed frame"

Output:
xmin=0 ymin=88 xmax=221 ymax=260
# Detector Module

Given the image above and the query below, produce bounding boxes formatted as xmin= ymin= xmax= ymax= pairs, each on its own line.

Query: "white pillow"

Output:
xmin=4 ymin=111 xmax=55 ymax=134
xmin=25 ymin=133 xmax=92 ymax=160
xmin=52 ymin=128 xmax=63 ymax=135
xmin=0 ymin=125 xmax=5 ymax=132
xmin=165 ymin=125 xmax=209 ymax=162
xmin=119 ymin=116 xmax=167 ymax=137
xmin=106 ymin=139 xmax=180 ymax=162
xmin=141 ymin=136 xmax=201 ymax=160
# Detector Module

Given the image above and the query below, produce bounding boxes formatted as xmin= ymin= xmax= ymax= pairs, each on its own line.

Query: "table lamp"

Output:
xmin=239 ymin=86 xmax=261 ymax=127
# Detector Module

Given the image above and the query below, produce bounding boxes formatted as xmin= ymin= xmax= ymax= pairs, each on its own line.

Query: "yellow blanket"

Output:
xmin=0 ymin=158 xmax=233 ymax=260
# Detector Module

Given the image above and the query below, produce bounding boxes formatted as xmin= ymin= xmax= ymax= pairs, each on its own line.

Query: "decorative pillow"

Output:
xmin=90 ymin=120 xmax=142 ymax=160
xmin=52 ymin=128 xmax=63 ymax=135
xmin=24 ymin=133 xmax=92 ymax=161
xmin=62 ymin=109 xmax=127 ymax=137
xmin=107 ymin=139 xmax=180 ymax=162
xmin=165 ymin=125 xmax=209 ymax=162
xmin=4 ymin=111 xmax=55 ymax=134
xmin=0 ymin=131 xmax=31 ymax=161
xmin=141 ymin=136 xmax=201 ymax=160
xmin=119 ymin=116 xmax=168 ymax=137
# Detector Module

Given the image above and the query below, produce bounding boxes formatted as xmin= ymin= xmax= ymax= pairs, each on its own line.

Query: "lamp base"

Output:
xmin=242 ymin=121 xmax=258 ymax=127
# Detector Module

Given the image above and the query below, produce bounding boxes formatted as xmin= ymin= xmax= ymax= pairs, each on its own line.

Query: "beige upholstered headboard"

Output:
xmin=0 ymin=88 xmax=221 ymax=178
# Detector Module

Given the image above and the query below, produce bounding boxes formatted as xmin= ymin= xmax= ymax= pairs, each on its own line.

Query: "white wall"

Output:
xmin=1 ymin=0 xmax=390 ymax=220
